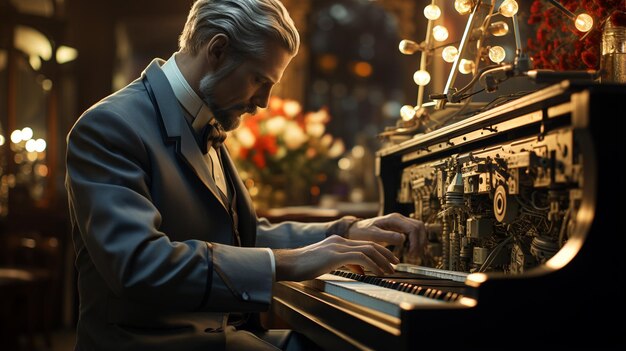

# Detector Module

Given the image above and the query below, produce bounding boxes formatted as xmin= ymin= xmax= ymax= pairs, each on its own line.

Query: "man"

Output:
xmin=65 ymin=0 xmax=425 ymax=350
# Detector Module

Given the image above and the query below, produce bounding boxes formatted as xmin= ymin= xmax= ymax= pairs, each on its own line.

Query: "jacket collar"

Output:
xmin=160 ymin=53 xmax=214 ymax=134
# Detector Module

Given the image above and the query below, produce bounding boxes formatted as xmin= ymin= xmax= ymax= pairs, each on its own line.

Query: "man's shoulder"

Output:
xmin=68 ymin=81 xmax=160 ymax=144
xmin=78 ymin=80 xmax=156 ymax=125
xmin=94 ymin=79 xmax=150 ymax=112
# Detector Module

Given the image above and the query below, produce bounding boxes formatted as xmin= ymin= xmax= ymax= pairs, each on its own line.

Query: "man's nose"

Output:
xmin=252 ymin=87 xmax=272 ymax=109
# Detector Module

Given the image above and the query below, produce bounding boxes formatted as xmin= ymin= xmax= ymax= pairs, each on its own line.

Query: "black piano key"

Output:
xmin=414 ymin=286 xmax=426 ymax=296
xmin=412 ymin=286 xmax=424 ymax=295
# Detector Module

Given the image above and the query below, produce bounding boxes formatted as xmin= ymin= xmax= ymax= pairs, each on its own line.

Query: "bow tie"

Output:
xmin=199 ymin=122 xmax=227 ymax=154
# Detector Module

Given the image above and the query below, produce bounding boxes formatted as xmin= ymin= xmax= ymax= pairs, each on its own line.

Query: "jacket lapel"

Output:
xmin=219 ymin=147 xmax=258 ymax=247
xmin=143 ymin=59 xmax=228 ymax=211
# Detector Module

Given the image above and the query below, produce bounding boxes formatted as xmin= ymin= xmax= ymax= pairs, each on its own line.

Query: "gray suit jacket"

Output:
xmin=65 ymin=59 xmax=343 ymax=350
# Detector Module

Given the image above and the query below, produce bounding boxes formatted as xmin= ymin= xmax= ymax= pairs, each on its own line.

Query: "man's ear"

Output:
xmin=205 ymin=33 xmax=230 ymax=69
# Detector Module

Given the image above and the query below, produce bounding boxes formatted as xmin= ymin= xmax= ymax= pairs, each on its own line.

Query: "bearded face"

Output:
xmin=198 ymin=60 xmax=257 ymax=132
xmin=197 ymin=40 xmax=293 ymax=132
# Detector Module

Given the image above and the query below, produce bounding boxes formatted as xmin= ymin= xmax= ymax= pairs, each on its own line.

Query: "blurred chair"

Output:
xmin=0 ymin=231 xmax=62 ymax=351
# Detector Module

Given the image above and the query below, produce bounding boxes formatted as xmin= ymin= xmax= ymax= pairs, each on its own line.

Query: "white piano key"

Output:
xmin=394 ymin=263 xmax=469 ymax=283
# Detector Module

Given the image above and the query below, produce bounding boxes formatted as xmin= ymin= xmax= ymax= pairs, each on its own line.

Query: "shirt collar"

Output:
xmin=161 ymin=52 xmax=213 ymax=133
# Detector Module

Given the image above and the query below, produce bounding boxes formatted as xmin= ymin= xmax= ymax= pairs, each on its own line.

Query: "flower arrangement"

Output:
xmin=225 ymin=96 xmax=345 ymax=208
xmin=527 ymin=0 xmax=626 ymax=70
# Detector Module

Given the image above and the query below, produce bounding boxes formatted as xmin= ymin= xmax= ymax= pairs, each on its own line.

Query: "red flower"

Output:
xmin=256 ymin=135 xmax=278 ymax=156
xmin=252 ymin=152 xmax=266 ymax=169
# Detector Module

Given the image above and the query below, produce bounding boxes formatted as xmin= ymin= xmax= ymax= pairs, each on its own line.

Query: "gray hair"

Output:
xmin=179 ymin=0 xmax=300 ymax=59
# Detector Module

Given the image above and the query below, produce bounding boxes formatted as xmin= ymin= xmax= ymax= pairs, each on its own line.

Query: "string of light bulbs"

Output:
xmin=397 ymin=0 xmax=594 ymax=121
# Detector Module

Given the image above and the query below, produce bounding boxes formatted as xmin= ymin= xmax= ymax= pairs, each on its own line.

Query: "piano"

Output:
xmin=271 ymin=81 xmax=626 ymax=349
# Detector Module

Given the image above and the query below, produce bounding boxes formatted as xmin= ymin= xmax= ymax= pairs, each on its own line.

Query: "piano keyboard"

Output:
xmin=304 ymin=269 xmax=469 ymax=318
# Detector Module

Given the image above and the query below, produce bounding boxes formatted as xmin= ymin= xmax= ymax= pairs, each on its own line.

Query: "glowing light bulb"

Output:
xmin=499 ymin=0 xmax=518 ymax=18
xmin=488 ymin=46 xmax=506 ymax=63
xmin=29 ymin=56 xmax=41 ymax=70
xmin=454 ymin=0 xmax=474 ymax=15
xmin=413 ymin=70 xmax=431 ymax=86
xmin=458 ymin=59 xmax=475 ymax=74
xmin=442 ymin=46 xmax=459 ymax=63
xmin=400 ymin=105 xmax=416 ymax=121
xmin=10 ymin=130 xmax=23 ymax=144
xmin=398 ymin=39 xmax=422 ymax=55
xmin=488 ymin=21 xmax=509 ymax=36
xmin=35 ymin=138 xmax=47 ymax=152
xmin=21 ymin=127 xmax=33 ymax=141
xmin=432 ymin=25 xmax=449 ymax=42
xmin=25 ymin=139 xmax=37 ymax=152
xmin=56 ymin=45 xmax=78 ymax=64
xmin=423 ymin=4 xmax=441 ymax=20
xmin=574 ymin=13 xmax=593 ymax=32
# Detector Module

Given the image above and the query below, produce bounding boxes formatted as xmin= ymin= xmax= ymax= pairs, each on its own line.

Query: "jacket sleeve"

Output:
xmin=66 ymin=106 xmax=271 ymax=312
xmin=205 ymin=243 xmax=273 ymax=311
xmin=254 ymin=215 xmax=361 ymax=249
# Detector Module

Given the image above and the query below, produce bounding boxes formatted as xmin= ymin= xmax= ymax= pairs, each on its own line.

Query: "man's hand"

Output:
xmin=273 ymin=235 xmax=399 ymax=282
xmin=346 ymin=213 xmax=426 ymax=262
